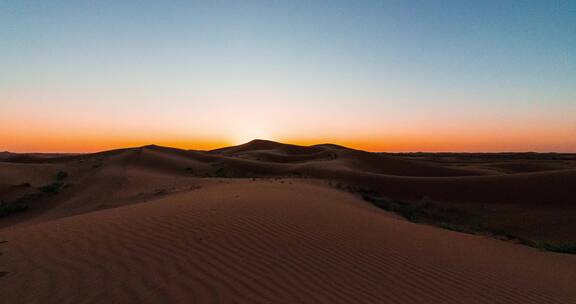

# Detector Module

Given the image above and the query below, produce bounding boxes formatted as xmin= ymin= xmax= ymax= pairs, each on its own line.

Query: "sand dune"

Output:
xmin=390 ymin=152 xmax=576 ymax=174
xmin=211 ymin=139 xmax=327 ymax=155
xmin=1 ymin=181 xmax=575 ymax=303
xmin=1 ymin=140 xmax=575 ymax=303
xmin=211 ymin=140 xmax=484 ymax=177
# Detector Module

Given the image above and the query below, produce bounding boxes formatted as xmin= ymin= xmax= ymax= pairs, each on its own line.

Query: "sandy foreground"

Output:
xmin=1 ymin=141 xmax=575 ymax=303
xmin=1 ymin=180 xmax=575 ymax=304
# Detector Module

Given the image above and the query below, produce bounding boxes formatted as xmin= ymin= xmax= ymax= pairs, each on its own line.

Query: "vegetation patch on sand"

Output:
xmin=334 ymin=183 xmax=576 ymax=254
xmin=0 ymin=170 xmax=69 ymax=218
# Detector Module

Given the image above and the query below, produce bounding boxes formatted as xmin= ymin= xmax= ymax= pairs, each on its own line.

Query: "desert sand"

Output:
xmin=1 ymin=140 xmax=575 ymax=303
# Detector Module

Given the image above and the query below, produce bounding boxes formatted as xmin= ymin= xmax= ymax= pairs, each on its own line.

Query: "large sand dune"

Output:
xmin=1 ymin=140 xmax=575 ymax=303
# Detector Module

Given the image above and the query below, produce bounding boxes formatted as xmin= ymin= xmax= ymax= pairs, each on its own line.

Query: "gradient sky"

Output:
xmin=1 ymin=0 xmax=575 ymax=152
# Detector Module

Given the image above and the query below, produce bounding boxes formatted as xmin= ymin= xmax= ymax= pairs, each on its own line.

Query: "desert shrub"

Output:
xmin=348 ymin=187 xmax=463 ymax=223
xmin=0 ymin=200 xmax=29 ymax=217
xmin=364 ymin=196 xmax=424 ymax=222
xmin=40 ymin=182 xmax=65 ymax=194
xmin=214 ymin=167 xmax=226 ymax=178
xmin=56 ymin=171 xmax=68 ymax=181
xmin=527 ymin=241 xmax=576 ymax=254
xmin=437 ymin=223 xmax=475 ymax=233
xmin=154 ymin=188 xmax=169 ymax=195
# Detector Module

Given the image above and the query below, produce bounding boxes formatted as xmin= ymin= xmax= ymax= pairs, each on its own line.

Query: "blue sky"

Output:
xmin=1 ymin=1 xmax=575 ymax=152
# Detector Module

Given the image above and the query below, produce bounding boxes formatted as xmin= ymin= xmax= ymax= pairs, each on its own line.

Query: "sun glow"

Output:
xmin=232 ymin=127 xmax=274 ymax=145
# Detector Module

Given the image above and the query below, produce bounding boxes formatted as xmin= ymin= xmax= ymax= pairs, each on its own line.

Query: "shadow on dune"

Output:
xmin=1 ymin=139 xmax=575 ymax=246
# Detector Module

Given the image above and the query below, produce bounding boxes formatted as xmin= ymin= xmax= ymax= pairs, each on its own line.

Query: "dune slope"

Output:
xmin=1 ymin=141 xmax=575 ymax=243
xmin=1 ymin=180 xmax=574 ymax=304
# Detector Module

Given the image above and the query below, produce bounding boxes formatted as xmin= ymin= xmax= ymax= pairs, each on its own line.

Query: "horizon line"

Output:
xmin=3 ymin=139 xmax=575 ymax=155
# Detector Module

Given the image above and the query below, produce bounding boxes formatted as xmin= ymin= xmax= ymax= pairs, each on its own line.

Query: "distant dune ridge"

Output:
xmin=1 ymin=139 xmax=575 ymax=303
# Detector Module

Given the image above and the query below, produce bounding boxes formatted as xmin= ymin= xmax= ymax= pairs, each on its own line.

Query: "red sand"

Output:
xmin=1 ymin=141 xmax=575 ymax=303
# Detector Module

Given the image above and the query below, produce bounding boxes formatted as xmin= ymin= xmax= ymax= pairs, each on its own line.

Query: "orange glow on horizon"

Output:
xmin=2 ymin=112 xmax=574 ymax=153
xmin=3 ymin=132 xmax=575 ymax=153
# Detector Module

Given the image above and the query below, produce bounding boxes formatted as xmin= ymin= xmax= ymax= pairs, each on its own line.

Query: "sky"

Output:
xmin=1 ymin=0 xmax=575 ymax=152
